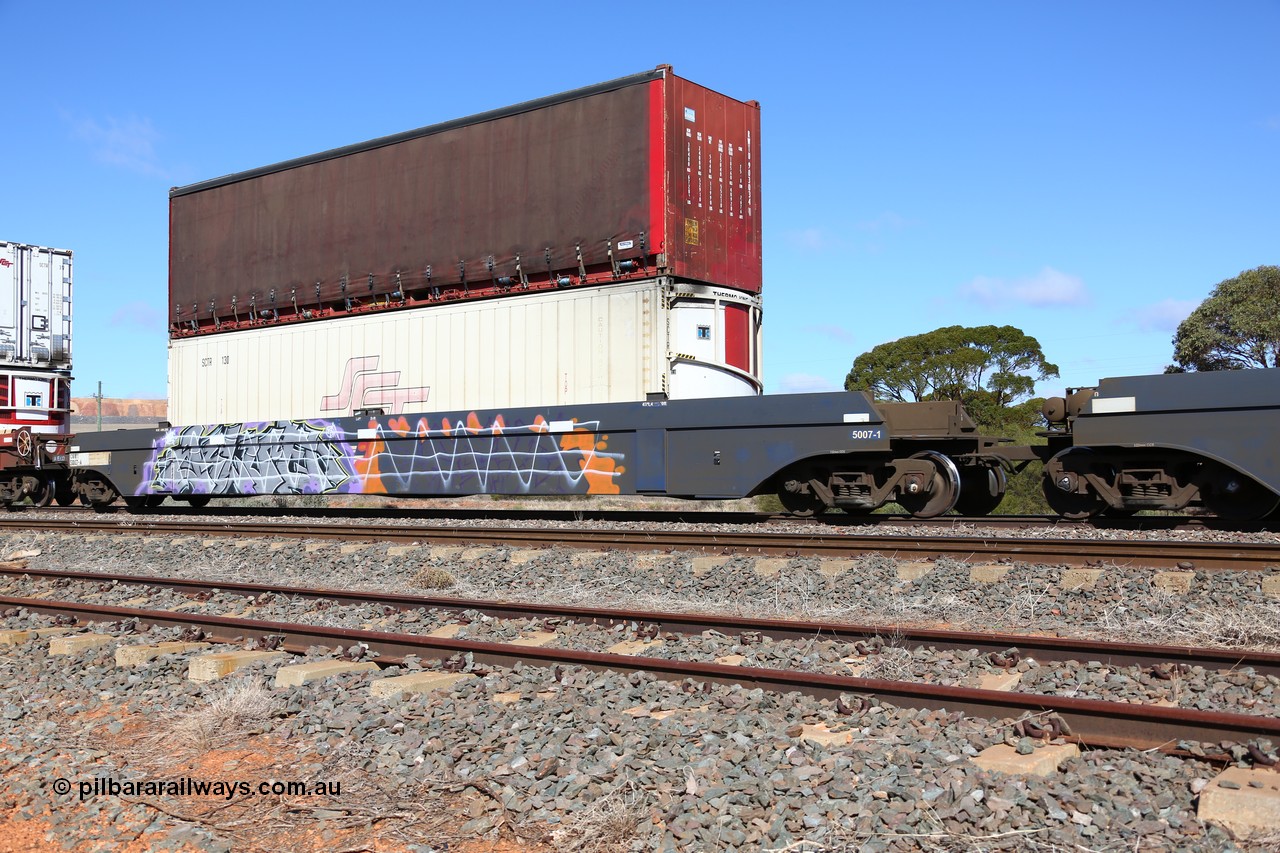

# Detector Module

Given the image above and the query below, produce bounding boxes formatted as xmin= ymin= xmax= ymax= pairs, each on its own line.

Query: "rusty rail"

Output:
xmin=28 ymin=503 xmax=1278 ymax=533
xmin=4 ymin=566 xmax=1278 ymax=678
xmin=1 ymin=516 xmax=1278 ymax=570
xmin=2 ymin=593 xmax=1277 ymax=753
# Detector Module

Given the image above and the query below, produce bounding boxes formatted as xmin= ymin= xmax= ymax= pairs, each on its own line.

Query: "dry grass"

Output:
xmin=413 ymin=565 xmax=457 ymax=590
xmin=167 ymin=676 xmax=283 ymax=752
xmin=550 ymin=781 xmax=650 ymax=852
xmin=853 ymin=628 xmax=918 ymax=682
xmin=1094 ymin=592 xmax=1280 ymax=651
xmin=79 ymin=694 xmax=550 ymax=852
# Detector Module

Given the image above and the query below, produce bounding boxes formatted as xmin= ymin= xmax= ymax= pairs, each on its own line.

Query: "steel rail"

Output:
xmin=2 ymin=593 xmax=1277 ymax=753
xmin=5 ymin=566 xmax=1279 ymax=678
xmin=28 ymin=504 xmax=1274 ymax=533
xmin=1 ymin=517 xmax=1278 ymax=570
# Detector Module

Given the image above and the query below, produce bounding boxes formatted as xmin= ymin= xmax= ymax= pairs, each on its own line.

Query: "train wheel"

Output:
xmin=78 ymin=476 xmax=120 ymax=513
xmin=55 ymin=481 xmax=76 ymax=507
xmin=896 ymin=451 xmax=961 ymax=518
xmin=31 ymin=479 xmax=54 ymax=508
xmin=184 ymin=495 xmax=212 ymax=509
xmin=122 ymin=496 xmax=148 ymax=513
xmin=954 ymin=465 xmax=1007 ymax=516
xmin=778 ymin=483 xmax=824 ymax=517
xmin=1042 ymin=448 xmax=1106 ymax=519
xmin=1204 ymin=466 xmax=1280 ymax=520
xmin=144 ymin=496 xmax=166 ymax=508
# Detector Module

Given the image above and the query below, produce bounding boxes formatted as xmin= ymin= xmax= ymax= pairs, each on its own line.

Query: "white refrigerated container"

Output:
xmin=167 ymin=278 xmax=762 ymax=425
xmin=0 ymin=242 xmax=72 ymax=368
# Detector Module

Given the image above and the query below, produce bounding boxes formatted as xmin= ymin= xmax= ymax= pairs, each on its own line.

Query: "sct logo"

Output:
xmin=321 ymin=356 xmax=430 ymax=415
xmin=0 ymin=259 xmax=11 ymax=267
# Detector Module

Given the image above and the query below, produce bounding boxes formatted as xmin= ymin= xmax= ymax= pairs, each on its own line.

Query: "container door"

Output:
xmin=25 ymin=248 xmax=72 ymax=367
xmin=0 ymin=244 xmax=19 ymax=362
xmin=723 ymin=303 xmax=750 ymax=372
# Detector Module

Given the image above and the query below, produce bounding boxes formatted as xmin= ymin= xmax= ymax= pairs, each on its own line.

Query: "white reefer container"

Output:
xmin=0 ymin=242 xmax=72 ymax=368
xmin=167 ymin=278 xmax=762 ymax=425
xmin=0 ymin=242 xmax=72 ymax=439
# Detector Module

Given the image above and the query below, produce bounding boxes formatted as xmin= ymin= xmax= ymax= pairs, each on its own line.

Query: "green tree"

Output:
xmin=844 ymin=325 xmax=1059 ymax=412
xmin=1170 ymin=266 xmax=1280 ymax=371
xmin=845 ymin=325 xmax=1058 ymax=515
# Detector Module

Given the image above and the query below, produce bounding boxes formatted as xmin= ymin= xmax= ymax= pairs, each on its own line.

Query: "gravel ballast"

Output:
xmin=1 ymin=527 xmax=1278 ymax=850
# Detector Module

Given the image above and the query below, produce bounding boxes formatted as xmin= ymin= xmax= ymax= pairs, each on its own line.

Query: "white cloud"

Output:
xmin=785 ymin=213 xmax=912 ymax=253
xmin=959 ymin=266 xmax=1090 ymax=308
xmin=1130 ymin=298 xmax=1198 ymax=332
xmin=68 ymin=114 xmax=170 ymax=178
xmin=776 ymin=373 xmax=840 ymax=393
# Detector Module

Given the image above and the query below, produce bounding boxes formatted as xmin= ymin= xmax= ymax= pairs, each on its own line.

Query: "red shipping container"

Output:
xmin=169 ymin=65 xmax=761 ymax=337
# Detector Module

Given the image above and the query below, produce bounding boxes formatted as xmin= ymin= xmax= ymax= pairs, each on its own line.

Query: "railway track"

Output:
xmin=3 ymin=515 xmax=1279 ymax=571
xmin=6 ymin=566 xmax=1279 ymax=678
xmin=23 ymin=502 xmax=1279 ymax=533
xmin=3 ymin=569 xmax=1279 ymax=756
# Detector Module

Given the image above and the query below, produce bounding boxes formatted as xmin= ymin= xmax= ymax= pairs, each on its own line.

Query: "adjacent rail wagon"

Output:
xmin=0 ymin=241 xmax=74 ymax=506
xmin=1038 ymin=368 xmax=1280 ymax=520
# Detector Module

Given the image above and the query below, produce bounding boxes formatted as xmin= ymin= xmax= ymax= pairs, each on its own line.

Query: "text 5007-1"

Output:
xmin=200 ymin=356 xmax=231 ymax=367
xmin=850 ymin=428 xmax=884 ymax=440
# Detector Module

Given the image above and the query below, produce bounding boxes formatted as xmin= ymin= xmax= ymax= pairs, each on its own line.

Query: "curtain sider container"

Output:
xmin=169 ymin=65 xmax=761 ymax=338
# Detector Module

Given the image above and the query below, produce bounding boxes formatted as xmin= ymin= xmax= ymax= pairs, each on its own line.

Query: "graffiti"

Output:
xmin=142 ymin=411 xmax=626 ymax=497
xmin=145 ymin=421 xmax=356 ymax=495
xmin=355 ymin=413 xmax=625 ymax=496
xmin=320 ymin=355 xmax=430 ymax=414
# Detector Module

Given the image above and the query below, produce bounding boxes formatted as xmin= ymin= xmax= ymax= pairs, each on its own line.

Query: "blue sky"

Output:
xmin=3 ymin=1 xmax=1277 ymax=402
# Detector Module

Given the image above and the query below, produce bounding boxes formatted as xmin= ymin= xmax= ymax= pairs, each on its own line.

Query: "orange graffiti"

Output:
xmin=354 ymin=417 xmax=387 ymax=494
xmin=559 ymin=429 xmax=621 ymax=494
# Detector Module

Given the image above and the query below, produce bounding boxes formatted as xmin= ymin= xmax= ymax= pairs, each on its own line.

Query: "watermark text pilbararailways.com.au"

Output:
xmin=53 ymin=776 xmax=341 ymax=801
